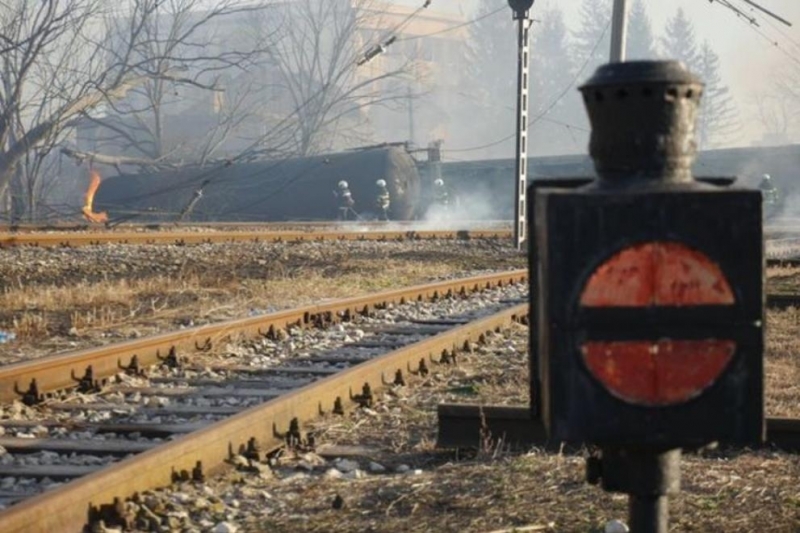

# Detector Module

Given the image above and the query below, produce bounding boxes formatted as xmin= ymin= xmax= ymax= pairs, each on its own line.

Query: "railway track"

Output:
xmin=0 ymin=270 xmax=527 ymax=532
xmin=0 ymin=227 xmax=512 ymax=248
xmin=1 ymin=223 xmax=799 ymax=260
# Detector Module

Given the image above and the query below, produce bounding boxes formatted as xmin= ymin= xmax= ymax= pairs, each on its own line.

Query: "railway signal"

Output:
xmin=531 ymin=61 xmax=764 ymax=532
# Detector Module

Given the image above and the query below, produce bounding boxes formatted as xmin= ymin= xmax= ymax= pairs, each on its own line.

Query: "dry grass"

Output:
xmin=765 ymin=307 xmax=800 ymax=417
xmin=0 ymin=244 xmax=523 ymax=363
xmin=766 ymin=265 xmax=800 ymax=294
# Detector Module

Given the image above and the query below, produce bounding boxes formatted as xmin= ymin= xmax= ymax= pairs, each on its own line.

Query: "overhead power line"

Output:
xmin=396 ymin=6 xmax=507 ymax=41
xmin=740 ymin=0 xmax=792 ymax=26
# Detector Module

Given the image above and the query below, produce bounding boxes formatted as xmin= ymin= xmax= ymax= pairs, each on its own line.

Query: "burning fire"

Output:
xmin=82 ymin=170 xmax=108 ymax=224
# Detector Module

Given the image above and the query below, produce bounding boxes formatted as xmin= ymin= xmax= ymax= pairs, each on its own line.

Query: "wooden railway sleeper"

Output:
xmin=71 ymin=365 xmax=102 ymax=394
xmin=14 ymin=378 xmax=43 ymax=406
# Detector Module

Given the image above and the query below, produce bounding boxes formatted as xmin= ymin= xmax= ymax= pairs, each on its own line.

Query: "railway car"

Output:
xmin=93 ymin=146 xmax=422 ymax=222
xmin=434 ymin=143 xmax=799 ymax=220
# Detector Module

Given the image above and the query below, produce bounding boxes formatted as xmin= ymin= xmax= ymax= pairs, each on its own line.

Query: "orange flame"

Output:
xmin=82 ymin=170 xmax=108 ymax=223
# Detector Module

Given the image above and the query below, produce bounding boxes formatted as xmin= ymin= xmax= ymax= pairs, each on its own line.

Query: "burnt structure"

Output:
xmin=532 ymin=61 xmax=764 ymax=532
xmin=93 ymin=146 xmax=421 ymax=222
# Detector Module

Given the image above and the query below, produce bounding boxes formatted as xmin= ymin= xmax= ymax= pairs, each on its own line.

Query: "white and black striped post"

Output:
xmin=508 ymin=0 xmax=534 ymax=250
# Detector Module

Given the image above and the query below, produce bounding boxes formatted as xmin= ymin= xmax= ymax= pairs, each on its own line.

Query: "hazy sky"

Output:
xmin=391 ymin=0 xmax=800 ymax=146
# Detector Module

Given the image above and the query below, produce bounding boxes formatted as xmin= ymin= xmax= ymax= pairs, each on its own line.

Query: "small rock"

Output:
xmin=281 ymin=472 xmax=308 ymax=483
xmin=68 ymin=327 xmax=79 ymax=337
xmin=405 ymin=469 xmax=423 ymax=476
xmin=368 ymin=462 xmax=386 ymax=474
xmin=230 ymin=455 xmax=249 ymax=468
xmin=605 ymin=519 xmax=630 ymax=533
xmin=335 ymin=459 xmax=359 ymax=473
xmin=300 ymin=452 xmax=327 ymax=467
xmin=249 ymin=462 xmax=274 ymax=480
xmin=324 ymin=468 xmax=343 ymax=480
xmin=296 ymin=460 xmax=315 ymax=472
xmin=344 ymin=469 xmax=366 ymax=480
xmin=395 ymin=464 xmax=410 ymax=473
xmin=212 ymin=522 xmax=238 ymax=533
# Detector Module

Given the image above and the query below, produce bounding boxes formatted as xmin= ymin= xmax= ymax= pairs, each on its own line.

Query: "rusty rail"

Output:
xmin=0 ymin=293 xmax=527 ymax=532
xmin=0 ymin=228 xmax=512 ymax=248
xmin=0 ymin=220 xmax=512 ymax=233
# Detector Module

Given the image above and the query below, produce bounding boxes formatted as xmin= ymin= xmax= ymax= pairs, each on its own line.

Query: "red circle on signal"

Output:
xmin=579 ymin=241 xmax=736 ymax=406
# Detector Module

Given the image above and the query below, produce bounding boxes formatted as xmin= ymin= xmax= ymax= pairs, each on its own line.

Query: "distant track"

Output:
xmin=0 ymin=227 xmax=513 ymax=248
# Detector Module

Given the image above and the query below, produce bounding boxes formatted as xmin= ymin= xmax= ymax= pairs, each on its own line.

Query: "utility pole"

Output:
xmin=508 ymin=0 xmax=534 ymax=250
xmin=609 ymin=0 xmax=629 ymax=62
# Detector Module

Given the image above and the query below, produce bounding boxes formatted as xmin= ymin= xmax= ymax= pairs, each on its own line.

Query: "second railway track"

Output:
xmin=0 ymin=270 xmax=527 ymax=532
xmin=0 ymin=227 xmax=512 ymax=249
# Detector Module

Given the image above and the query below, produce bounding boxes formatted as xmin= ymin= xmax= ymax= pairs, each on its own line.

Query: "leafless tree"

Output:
xmin=0 ymin=0 xmax=267 ymax=220
xmin=81 ymin=0 xmax=274 ymax=169
xmin=753 ymin=90 xmax=798 ymax=145
xmin=255 ymin=0 xmax=414 ymax=157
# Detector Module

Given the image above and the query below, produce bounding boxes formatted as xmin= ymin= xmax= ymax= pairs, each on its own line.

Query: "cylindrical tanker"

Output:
xmin=93 ymin=146 xmax=421 ymax=222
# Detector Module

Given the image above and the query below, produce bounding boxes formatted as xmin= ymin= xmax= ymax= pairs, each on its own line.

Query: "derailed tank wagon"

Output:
xmin=435 ymin=144 xmax=799 ymax=220
xmin=93 ymin=146 xmax=421 ymax=222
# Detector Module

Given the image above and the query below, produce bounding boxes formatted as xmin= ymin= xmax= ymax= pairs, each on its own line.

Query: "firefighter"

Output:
xmin=375 ymin=179 xmax=390 ymax=221
xmin=433 ymin=178 xmax=449 ymax=208
xmin=759 ymin=174 xmax=779 ymax=206
xmin=334 ymin=180 xmax=355 ymax=221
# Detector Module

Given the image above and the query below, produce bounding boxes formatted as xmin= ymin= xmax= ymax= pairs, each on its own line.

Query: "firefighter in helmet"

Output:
xmin=759 ymin=174 xmax=779 ymax=206
xmin=375 ymin=179 xmax=390 ymax=221
xmin=334 ymin=180 xmax=355 ymax=221
xmin=433 ymin=178 xmax=449 ymax=208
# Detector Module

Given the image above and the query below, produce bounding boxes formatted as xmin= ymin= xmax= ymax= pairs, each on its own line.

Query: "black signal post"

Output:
xmin=531 ymin=61 xmax=764 ymax=532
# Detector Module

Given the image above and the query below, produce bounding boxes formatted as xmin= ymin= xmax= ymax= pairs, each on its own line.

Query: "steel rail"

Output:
xmin=0 ymin=307 xmax=528 ymax=532
xmin=0 ymin=228 xmax=512 ymax=248
xmin=0 ymin=269 xmax=527 ymax=404
xmin=0 ymin=220 xmax=513 ymax=233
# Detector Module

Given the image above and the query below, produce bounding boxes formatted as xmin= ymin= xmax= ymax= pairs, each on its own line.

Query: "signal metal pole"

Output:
xmin=511 ymin=8 xmax=532 ymax=250
xmin=609 ymin=0 xmax=629 ymax=62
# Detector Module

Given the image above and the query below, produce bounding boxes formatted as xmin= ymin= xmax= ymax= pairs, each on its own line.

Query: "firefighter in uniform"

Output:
xmin=334 ymin=180 xmax=355 ymax=221
xmin=433 ymin=178 xmax=449 ymax=209
xmin=375 ymin=179 xmax=390 ymax=221
xmin=759 ymin=174 xmax=779 ymax=206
